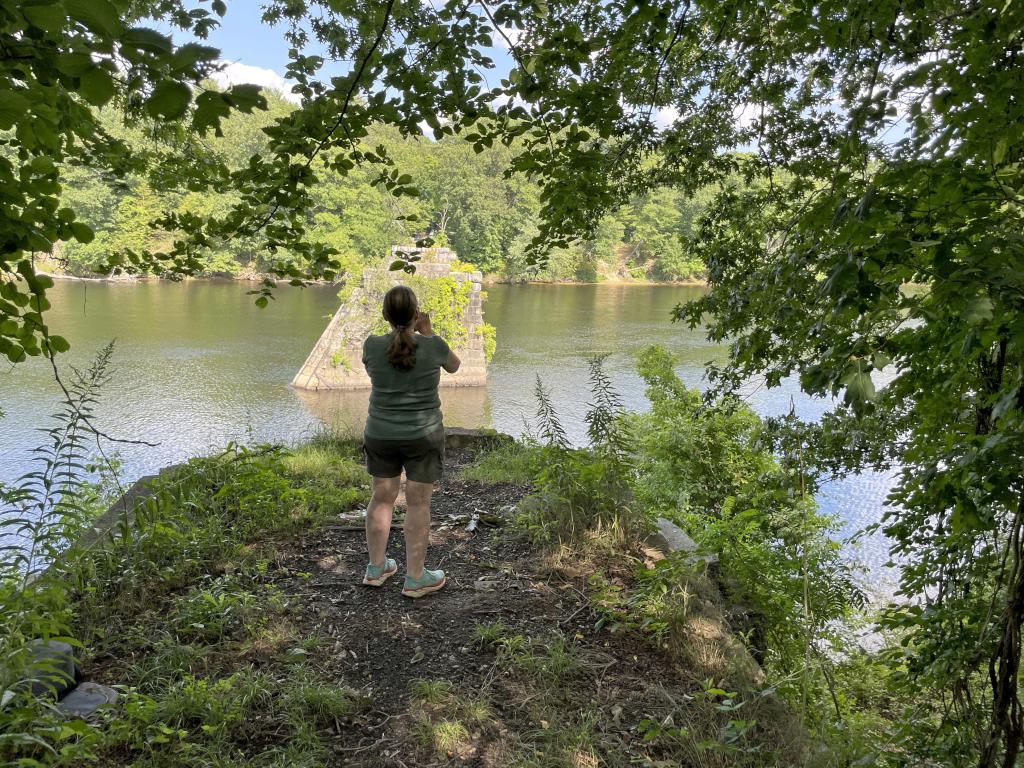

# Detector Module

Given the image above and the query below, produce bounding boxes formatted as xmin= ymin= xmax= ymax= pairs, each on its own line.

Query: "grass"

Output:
xmin=280 ymin=436 xmax=369 ymax=516
xmin=430 ymin=534 xmax=811 ymax=768
xmin=414 ymin=717 xmax=472 ymax=756
xmin=409 ymin=677 xmax=455 ymax=704
xmin=1 ymin=440 xmax=371 ymax=767
xmin=472 ymin=617 xmax=510 ymax=648
xmin=407 ymin=677 xmax=488 ymax=761
xmin=5 ymin=433 xmax=815 ymax=767
xmin=459 ymin=441 xmax=546 ymax=485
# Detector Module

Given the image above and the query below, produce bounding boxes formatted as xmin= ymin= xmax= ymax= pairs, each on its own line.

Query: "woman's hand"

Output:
xmin=414 ymin=311 xmax=433 ymax=336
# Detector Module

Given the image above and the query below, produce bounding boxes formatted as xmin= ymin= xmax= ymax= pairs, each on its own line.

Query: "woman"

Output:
xmin=360 ymin=285 xmax=461 ymax=598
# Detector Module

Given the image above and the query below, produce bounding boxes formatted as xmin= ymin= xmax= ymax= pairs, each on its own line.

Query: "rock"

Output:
xmin=647 ymin=518 xmax=718 ymax=566
xmin=56 ymin=682 xmax=118 ymax=718
xmin=25 ymin=640 xmax=81 ymax=699
xmin=293 ymin=247 xmax=490 ymax=390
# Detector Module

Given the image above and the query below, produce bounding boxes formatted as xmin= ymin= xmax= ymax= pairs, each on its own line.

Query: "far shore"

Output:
xmin=38 ymin=269 xmax=708 ymax=289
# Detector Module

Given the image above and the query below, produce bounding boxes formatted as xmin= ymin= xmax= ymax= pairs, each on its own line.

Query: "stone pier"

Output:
xmin=291 ymin=247 xmax=488 ymax=390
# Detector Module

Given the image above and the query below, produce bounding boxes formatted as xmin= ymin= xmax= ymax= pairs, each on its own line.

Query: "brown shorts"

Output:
xmin=362 ymin=426 xmax=445 ymax=483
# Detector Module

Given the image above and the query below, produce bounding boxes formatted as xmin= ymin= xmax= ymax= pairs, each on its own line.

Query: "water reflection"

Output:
xmin=293 ymin=385 xmax=492 ymax=436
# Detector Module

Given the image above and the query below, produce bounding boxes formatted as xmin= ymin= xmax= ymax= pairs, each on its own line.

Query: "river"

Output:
xmin=0 ymin=280 xmax=896 ymax=583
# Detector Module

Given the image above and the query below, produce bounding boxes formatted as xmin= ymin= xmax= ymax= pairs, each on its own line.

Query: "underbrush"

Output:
xmin=460 ymin=347 xmax=906 ymax=765
xmin=0 ymin=353 xmax=370 ymax=768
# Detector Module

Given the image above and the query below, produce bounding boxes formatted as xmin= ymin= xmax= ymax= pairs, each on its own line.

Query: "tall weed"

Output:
xmin=520 ymin=358 xmax=641 ymax=543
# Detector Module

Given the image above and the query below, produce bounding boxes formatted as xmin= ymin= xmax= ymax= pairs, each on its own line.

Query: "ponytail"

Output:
xmin=382 ymin=285 xmax=418 ymax=370
xmin=388 ymin=325 xmax=417 ymax=370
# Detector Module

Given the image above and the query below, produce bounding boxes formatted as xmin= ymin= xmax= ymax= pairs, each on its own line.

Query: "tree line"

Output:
xmin=56 ymin=90 xmax=708 ymax=284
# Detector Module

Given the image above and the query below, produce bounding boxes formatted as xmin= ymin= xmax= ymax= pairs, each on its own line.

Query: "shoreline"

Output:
xmin=40 ymin=270 xmax=707 ymax=289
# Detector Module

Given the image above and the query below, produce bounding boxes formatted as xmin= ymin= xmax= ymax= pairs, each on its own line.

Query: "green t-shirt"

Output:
xmin=362 ymin=333 xmax=452 ymax=440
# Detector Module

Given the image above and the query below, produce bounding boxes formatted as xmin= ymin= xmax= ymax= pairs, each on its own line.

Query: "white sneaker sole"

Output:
xmin=402 ymin=577 xmax=447 ymax=598
xmin=363 ymin=567 xmax=397 ymax=587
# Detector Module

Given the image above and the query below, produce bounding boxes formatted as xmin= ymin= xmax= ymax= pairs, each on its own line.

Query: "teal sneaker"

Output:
xmin=363 ymin=557 xmax=398 ymax=587
xmin=402 ymin=568 xmax=446 ymax=598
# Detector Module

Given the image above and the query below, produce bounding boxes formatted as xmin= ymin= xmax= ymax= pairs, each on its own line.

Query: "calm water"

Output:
xmin=0 ymin=281 xmax=895 ymax=582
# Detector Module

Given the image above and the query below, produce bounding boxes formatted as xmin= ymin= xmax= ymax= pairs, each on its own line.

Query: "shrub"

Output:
xmin=627 ymin=346 xmax=865 ymax=693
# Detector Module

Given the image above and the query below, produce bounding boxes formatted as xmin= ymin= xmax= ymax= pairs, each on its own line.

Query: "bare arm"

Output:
xmin=414 ymin=311 xmax=461 ymax=373
xmin=443 ymin=349 xmax=461 ymax=374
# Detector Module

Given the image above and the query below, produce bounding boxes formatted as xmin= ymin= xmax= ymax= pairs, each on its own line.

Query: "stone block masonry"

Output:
xmin=291 ymin=247 xmax=488 ymax=390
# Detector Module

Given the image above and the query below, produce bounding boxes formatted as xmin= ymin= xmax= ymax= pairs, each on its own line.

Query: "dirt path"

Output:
xmin=280 ymin=472 xmax=555 ymax=705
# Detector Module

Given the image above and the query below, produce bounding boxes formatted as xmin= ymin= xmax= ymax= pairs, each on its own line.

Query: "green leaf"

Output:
xmin=146 ymin=81 xmax=192 ymax=120
xmin=69 ymin=222 xmax=94 ymax=243
xmin=191 ymin=91 xmax=231 ymax=133
xmin=79 ymin=67 xmax=116 ymax=106
xmin=823 ymin=258 xmax=858 ymax=298
xmin=843 ymin=369 xmax=876 ymax=411
xmin=211 ymin=0 xmax=227 ymax=16
xmin=120 ymin=27 xmax=174 ymax=55
xmin=950 ymin=502 xmax=986 ymax=533
xmin=388 ymin=260 xmax=407 ymax=271
xmin=5 ymin=344 xmax=27 ymax=363
xmin=64 ymin=0 xmax=121 ymax=38
xmin=225 ymin=84 xmax=266 ymax=113
xmin=172 ymin=43 xmax=220 ymax=71
xmin=993 ymin=388 xmax=1018 ymax=421
xmin=56 ymin=52 xmax=94 ymax=77
xmin=23 ymin=3 xmax=65 ymax=33
xmin=254 ymin=296 xmax=269 ymax=308
xmin=962 ymin=294 xmax=993 ymax=324
xmin=48 ymin=335 xmax=70 ymax=353
xmin=994 ymin=138 xmax=1008 ymax=165
xmin=0 ymin=89 xmax=29 ymax=130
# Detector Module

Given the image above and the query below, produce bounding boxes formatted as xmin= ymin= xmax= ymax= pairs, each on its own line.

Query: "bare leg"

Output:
xmin=366 ymin=476 xmax=400 ymax=567
xmin=404 ymin=480 xmax=435 ymax=580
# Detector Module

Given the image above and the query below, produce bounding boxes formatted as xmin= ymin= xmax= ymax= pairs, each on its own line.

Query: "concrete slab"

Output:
xmin=57 ymin=682 xmax=118 ymax=718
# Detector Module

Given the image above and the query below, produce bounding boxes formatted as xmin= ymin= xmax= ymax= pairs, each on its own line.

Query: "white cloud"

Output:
xmin=491 ymin=25 xmax=524 ymax=51
xmin=487 ymin=86 xmax=531 ymax=113
xmin=417 ymin=120 xmax=435 ymax=139
xmin=212 ymin=61 xmax=301 ymax=104
xmin=732 ymin=102 xmax=758 ymax=130
xmin=654 ymin=105 xmax=680 ymax=129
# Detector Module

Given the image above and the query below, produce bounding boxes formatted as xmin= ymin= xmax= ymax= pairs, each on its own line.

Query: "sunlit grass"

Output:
xmin=409 ymin=678 xmax=454 ymax=706
xmin=459 ymin=442 xmax=545 ymax=485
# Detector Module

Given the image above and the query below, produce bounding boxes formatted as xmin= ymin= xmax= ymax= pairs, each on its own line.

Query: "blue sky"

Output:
xmin=199 ymin=0 xmax=297 ymax=74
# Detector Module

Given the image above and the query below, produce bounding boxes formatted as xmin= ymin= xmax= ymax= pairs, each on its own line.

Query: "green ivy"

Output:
xmin=348 ymin=270 xmax=494 ymax=360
